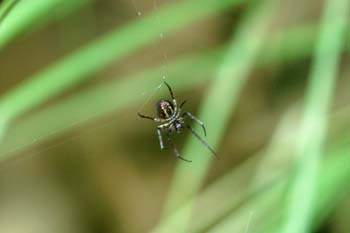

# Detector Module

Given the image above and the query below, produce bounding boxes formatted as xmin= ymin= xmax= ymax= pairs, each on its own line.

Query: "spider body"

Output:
xmin=156 ymin=99 xmax=184 ymax=133
xmin=138 ymin=81 xmax=218 ymax=162
xmin=156 ymin=100 xmax=176 ymax=120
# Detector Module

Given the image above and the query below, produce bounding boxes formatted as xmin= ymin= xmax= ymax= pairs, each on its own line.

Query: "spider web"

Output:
xmin=135 ymin=0 xmax=170 ymax=113
xmin=0 ymin=0 xmax=171 ymax=161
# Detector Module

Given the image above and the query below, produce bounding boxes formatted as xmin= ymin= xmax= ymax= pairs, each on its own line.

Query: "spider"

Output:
xmin=137 ymin=81 xmax=218 ymax=162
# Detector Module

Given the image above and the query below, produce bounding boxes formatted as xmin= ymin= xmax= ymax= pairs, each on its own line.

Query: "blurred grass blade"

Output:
xmin=0 ymin=0 xmax=93 ymax=49
xmin=207 ymin=177 xmax=287 ymax=233
xmin=152 ymin=1 xmax=280 ymax=233
xmin=223 ymin=145 xmax=350 ymax=233
xmin=311 ymin=145 xmax=350 ymax=230
xmin=192 ymin=106 xmax=302 ymax=233
xmin=146 ymin=104 xmax=349 ymax=233
xmin=150 ymin=105 xmax=301 ymax=233
xmin=1 ymin=22 xmax=347 ymax=161
xmin=0 ymin=0 xmax=243 ymax=128
xmin=0 ymin=48 xmax=223 ymax=159
xmin=0 ymin=0 xmax=17 ymax=25
xmin=278 ymin=0 xmax=348 ymax=232
xmin=261 ymin=144 xmax=350 ymax=233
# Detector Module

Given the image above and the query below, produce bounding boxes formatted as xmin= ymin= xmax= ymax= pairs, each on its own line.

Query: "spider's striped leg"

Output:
xmin=173 ymin=146 xmax=192 ymax=162
xmin=179 ymin=100 xmax=186 ymax=109
xmin=171 ymin=143 xmax=192 ymax=162
xmin=166 ymin=131 xmax=192 ymax=162
xmin=164 ymin=81 xmax=177 ymax=106
xmin=137 ymin=112 xmax=161 ymax=122
xmin=182 ymin=112 xmax=207 ymax=136
xmin=186 ymin=125 xmax=219 ymax=160
xmin=157 ymin=126 xmax=165 ymax=150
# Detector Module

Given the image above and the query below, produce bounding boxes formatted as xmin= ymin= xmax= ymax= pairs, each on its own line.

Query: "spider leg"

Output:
xmin=186 ymin=125 xmax=219 ymax=160
xmin=182 ymin=112 xmax=207 ymax=136
xmin=157 ymin=126 xmax=165 ymax=150
xmin=179 ymin=100 xmax=187 ymax=109
xmin=173 ymin=146 xmax=192 ymax=162
xmin=137 ymin=112 xmax=161 ymax=122
xmin=166 ymin=131 xmax=192 ymax=162
xmin=164 ymin=81 xmax=177 ymax=106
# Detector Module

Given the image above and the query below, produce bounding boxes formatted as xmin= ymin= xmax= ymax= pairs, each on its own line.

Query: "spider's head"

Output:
xmin=156 ymin=99 xmax=175 ymax=119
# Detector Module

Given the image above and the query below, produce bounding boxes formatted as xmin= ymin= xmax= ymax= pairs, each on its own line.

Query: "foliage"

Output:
xmin=0 ymin=0 xmax=348 ymax=232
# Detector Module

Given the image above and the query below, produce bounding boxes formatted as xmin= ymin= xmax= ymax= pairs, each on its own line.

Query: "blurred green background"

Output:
xmin=0 ymin=0 xmax=349 ymax=233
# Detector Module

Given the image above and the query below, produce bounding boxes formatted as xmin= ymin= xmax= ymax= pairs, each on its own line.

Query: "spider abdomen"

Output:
xmin=156 ymin=100 xmax=175 ymax=119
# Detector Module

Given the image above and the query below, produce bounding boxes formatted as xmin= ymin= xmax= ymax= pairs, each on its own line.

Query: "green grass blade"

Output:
xmin=1 ymin=22 xmax=347 ymax=161
xmin=0 ymin=0 xmax=242 ymax=125
xmin=278 ymin=0 xmax=348 ymax=232
xmin=152 ymin=1 xmax=280 ymax=233
xmin=311 ymin=145 xmax=350 ymax=229
xmin=150 ymin=105 xmax=300 ymax=233
xmin=257 ymin=146 xmax=350 ymax=233
xmin=259 ymin=143 xmax=350 ymax=233
xmin=0 ymin=48 xmax=223 ymax=159
xmin=193 ymin=105 xmax=303 ymax=232
xmin=0 ymin=0 xmax=93 ymax=49
xmin=142 ymin=105 xmax=349 ymax=233
xmin=0 ymin=0 xmax=17 ymax=24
